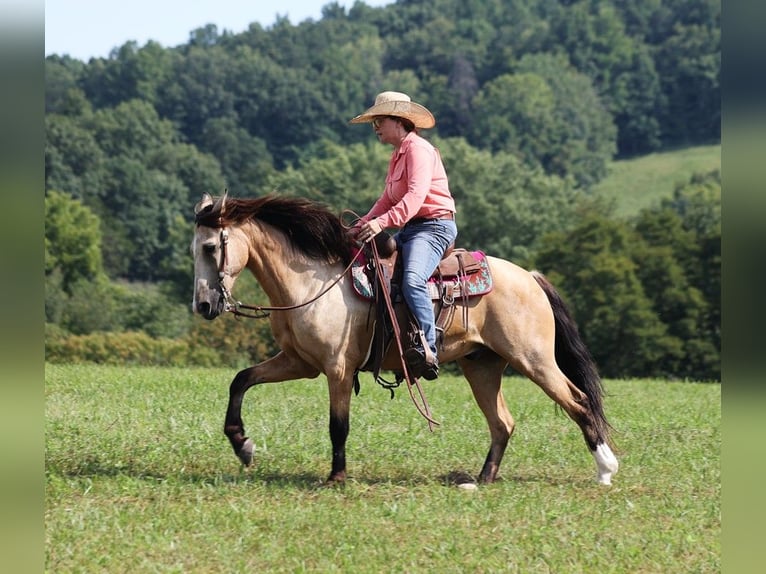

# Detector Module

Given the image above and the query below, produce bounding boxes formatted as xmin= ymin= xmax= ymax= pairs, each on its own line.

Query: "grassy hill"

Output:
xmin=593 ymin=144 xmax=721 ymax=217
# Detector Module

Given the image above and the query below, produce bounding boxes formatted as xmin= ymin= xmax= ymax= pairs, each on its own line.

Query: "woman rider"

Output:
xmin=350 ymin=91 xmax=458 ymax=380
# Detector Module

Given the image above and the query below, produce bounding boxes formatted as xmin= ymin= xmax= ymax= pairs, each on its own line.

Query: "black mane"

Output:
xmin=195 ymin=194 xmax=354 ymax=265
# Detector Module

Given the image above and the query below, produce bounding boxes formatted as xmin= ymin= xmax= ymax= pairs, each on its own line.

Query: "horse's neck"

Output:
xmin=243 ymin=223 xmax=341 ymax=306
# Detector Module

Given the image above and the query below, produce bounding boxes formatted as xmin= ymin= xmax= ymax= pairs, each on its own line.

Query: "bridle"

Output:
xmin=212 ymin=223 xmax=364 ymax=319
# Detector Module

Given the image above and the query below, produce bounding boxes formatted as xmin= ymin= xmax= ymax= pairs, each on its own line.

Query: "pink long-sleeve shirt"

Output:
xmin=362 ymin=131 xmax=455 ymax=229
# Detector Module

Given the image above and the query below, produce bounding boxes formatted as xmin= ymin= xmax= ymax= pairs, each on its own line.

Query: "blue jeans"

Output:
xmin=395 ymin=219 xmax=458 ymax=355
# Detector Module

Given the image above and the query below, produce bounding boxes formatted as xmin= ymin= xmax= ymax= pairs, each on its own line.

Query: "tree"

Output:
xmin=548 ymin=0 xmax=663 ymax=155
xmin=79 ymin=40 xmax=178 ymax=110
xmin=45 ymin=190 xmax=104 ymax=291
xmin=199 ymin=116 xmax=275 ymax=194
xmin=45 ymin=55 xmax=86 ymax=114
xmin=89 ymin=99 xmax=179 ymax=161
xmin=660 ymin=172 xmax=720 ymax=339
xmin=264 ymin=139 xmax=387 ymax=215
xmin=533 ymin=214 xmax=672 ymax=377
xmin=99 ymin=156 xmax=188 ymax=281
xmin=45 ymin=114 xmax=106 ymax=203
xmin=655 ymin=23 xmax=720 ymax=144
xmin=436 ymin=137 xmax=587 ymax=262
xmin=632 ymin=209 xmax=711 ymax=378
xmin=470 ymin=54 xmax=617 ymax=188
xmin=516 ymin=53 xmax=617 ymax=187
xmin=469 ymin=72 xmax=554 ymax=159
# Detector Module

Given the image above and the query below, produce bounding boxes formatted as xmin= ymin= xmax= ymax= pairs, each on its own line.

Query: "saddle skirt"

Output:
xmin=351 ymin=247 xmax=493 ymax=302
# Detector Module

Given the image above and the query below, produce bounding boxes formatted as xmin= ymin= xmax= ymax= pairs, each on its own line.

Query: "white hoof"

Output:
xmin=238 ymin=438 xmax=254 ymax=466
xmin=593 ymin=443 xmax=619 ymax=485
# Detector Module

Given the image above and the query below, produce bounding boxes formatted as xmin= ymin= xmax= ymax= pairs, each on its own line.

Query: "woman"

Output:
xmin=350 ymin=91 xmax=457 ymax=380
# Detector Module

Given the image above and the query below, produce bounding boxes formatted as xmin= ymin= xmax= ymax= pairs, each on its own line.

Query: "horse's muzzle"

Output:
xmin=196 ymin=300 xmax=224 ymax=320
xmin=194 ymin=279 xmax=225 ymax=320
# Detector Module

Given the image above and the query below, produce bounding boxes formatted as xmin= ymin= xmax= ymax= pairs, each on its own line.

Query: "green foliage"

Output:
xmin=515 ymin=53 xmax=618 ymax=187
xmin=437 ymin=137 xmax=588 ymax=262
xmin=44 ymin=330 xmax=218 ymax=367
xmin=42 ymin=0 xmax=720 ymax=379
xmin=547 ymin=0 xmax=664 ymax=155
xmin=533 ymin=171 xmax=720 ymax=380
xmin=199 ymin=116 xmax=275 ymax=193
xmin=265 ymin=139 xmax=388 ymax=214
xmin=46 ymin=98 xmax=227 ymax=281
xmin=47 ymin=278 xmax=191 ymax=338
xmin=535 ymin=214 xmax=672 ymax=377
xmin=44 ymin=190 xmax=104 ymax=290
xmin=470 ymin=72 xmax=554 ymax=156
xmin=654 ymin=21 xmax=720 ymax=144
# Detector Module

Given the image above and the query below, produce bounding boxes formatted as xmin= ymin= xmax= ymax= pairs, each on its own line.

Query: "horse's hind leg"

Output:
xmin=458 ymin=351 xmax=515 ymax=484
xmin=525 ymin=363 xmax=618 ymax=485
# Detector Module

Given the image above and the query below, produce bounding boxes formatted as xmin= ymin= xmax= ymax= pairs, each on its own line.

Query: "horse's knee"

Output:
xmin=230 ymin=367 xmax=257 ymax=395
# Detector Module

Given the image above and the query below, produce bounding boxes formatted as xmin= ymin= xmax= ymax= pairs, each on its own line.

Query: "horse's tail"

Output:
xmin=531 ymin=271 xmax=612 ymax=443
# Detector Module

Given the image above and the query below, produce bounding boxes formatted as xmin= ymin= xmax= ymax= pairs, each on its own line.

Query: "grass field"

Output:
xmin=45 ymin=364 xmax=720 ymax=573
xmin=593 ymin=144 xmax=721 ymax=217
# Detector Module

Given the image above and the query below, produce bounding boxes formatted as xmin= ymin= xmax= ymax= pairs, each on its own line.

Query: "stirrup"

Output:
xmin=404 ymin=342 xmax=438 ymax=380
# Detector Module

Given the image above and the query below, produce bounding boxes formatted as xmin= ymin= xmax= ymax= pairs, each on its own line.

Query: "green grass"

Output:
xmin=593 ymin=144 xmax=721 ymax=217
xmin=46 ymin=364 xmax=720 ymax=573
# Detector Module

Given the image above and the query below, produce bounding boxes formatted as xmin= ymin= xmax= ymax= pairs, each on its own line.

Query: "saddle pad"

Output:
xmin=351 ymin=250 xmax=493 ymax=301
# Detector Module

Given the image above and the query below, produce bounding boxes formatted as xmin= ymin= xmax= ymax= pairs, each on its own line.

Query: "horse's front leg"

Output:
xmin=224 ymin=351 xmax=319 ymax=466
xmin=325 ymin=372 xmax=355 ymax=485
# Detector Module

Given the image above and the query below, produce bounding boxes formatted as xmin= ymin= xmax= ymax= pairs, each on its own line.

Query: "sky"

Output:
xmin=45 ymin=0 xmax=394 ymax=61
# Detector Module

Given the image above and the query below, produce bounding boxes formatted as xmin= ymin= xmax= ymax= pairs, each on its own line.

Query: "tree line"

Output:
xmin=44 ymin=0 xmax=720 ymax=380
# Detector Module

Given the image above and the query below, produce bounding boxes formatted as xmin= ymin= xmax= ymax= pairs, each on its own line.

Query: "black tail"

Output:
xmin=531 ymin=271 xmax=611 ymax=443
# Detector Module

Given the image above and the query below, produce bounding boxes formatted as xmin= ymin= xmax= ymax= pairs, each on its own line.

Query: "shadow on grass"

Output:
xmin=50 ymin=457 xmax=591 ymax=490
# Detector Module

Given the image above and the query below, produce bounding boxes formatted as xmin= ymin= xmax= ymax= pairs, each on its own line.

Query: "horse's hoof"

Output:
xmin=237 ymin=438 xmax=254 ymax=466
xmin=597 ymin=473 xmax=613 ymax=486
xmin=593 ymin=443 xmax=618 ymax=486
xmin=324 ymin=471 xmax=346 ymax=486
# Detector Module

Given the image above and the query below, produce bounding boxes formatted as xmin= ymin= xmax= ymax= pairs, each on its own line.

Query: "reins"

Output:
xmin=216 ymin=225 xmax=364 ymax=319
xmin=368 ymin=236 xmax=439 ymax=430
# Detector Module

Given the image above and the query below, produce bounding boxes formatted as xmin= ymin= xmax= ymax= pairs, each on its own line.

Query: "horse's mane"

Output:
xmin=195 ymin=194 xmax=354 ymax=265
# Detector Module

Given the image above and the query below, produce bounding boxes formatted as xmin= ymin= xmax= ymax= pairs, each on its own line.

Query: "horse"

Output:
xmin=191 ymin=192 xmax=619 ymax=486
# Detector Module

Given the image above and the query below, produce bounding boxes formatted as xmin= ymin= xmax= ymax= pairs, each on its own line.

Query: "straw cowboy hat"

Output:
xmin=349 ymin=91 xmax=436 ymax=129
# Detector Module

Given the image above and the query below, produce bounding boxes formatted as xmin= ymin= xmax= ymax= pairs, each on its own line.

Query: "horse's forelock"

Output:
xmin=194 ymin=203 xmax=220 ymax=227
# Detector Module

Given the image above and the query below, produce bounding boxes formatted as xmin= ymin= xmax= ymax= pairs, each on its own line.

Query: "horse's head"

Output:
xmin=191 ymin=192 xmax=247 ymax=320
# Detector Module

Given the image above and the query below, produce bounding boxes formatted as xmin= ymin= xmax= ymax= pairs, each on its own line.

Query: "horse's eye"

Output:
xmin=202 ymin=243 xmax=217 ymax=255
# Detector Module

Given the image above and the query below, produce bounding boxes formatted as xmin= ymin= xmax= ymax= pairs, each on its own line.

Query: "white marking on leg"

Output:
xmin=238 ymin=438 xmax=254 ymax=466
xmin=593 ymin=442 xmax=619 ymax=485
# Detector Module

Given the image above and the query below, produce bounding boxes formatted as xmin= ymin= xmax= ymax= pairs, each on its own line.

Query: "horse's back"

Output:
xmin=432 ymin=256 xmax=556 ymax=362
xmin=483 ymin=256 xmax=554 ymax=314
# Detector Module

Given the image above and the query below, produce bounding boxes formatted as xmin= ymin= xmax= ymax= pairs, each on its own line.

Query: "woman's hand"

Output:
xmin=357 ymin=219 xmax=382 ymax=243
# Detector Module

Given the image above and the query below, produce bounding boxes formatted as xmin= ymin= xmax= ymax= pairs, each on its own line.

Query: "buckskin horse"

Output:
xmin=192 ymin=192 xmax=619 ymax=486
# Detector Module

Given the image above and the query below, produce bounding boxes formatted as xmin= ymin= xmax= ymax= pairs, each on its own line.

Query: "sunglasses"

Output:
xmin=372 ymin=116 xmax=395 ymax=129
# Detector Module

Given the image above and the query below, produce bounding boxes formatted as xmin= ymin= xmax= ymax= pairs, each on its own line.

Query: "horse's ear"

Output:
xmin=212 ymin=189 xmax=228 ymax=217
xmin=195 ymin=193 xmax=213 ymax=214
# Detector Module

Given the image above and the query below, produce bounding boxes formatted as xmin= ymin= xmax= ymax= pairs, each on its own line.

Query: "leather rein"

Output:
xmin=215 ymin=225 xmax=364 ymax=319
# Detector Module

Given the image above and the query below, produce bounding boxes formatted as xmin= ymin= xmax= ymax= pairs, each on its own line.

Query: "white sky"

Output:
xmin=45 ymin=0 xmax=394 ymax=61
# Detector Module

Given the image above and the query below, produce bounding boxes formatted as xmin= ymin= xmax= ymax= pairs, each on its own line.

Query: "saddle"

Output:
xmin=351 ymin=233 xmax=493 ymax=388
